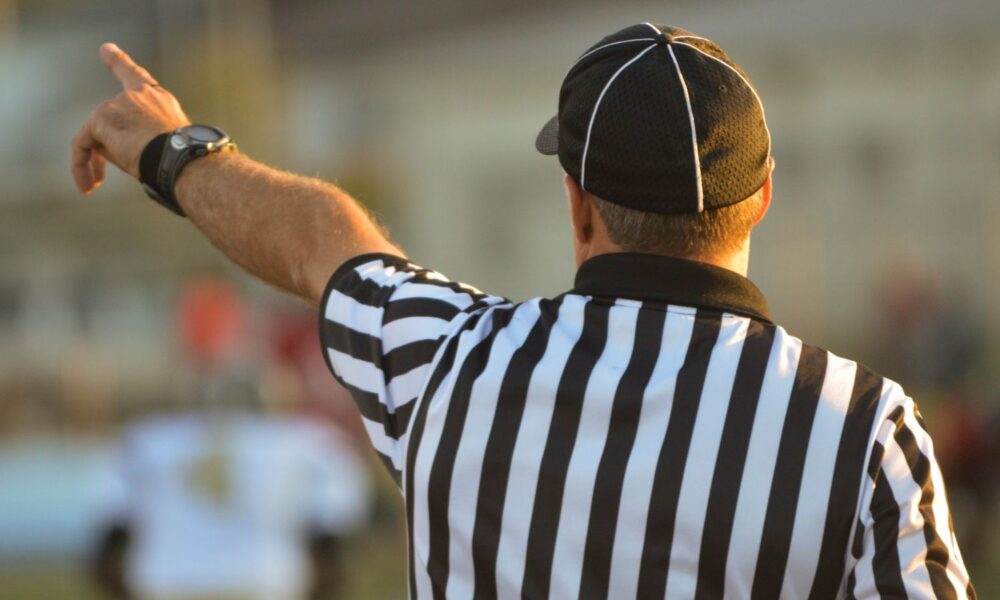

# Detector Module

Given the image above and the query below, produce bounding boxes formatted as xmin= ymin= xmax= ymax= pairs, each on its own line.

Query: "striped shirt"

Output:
xmin=319 ymin=251 xmax=976 ymax=599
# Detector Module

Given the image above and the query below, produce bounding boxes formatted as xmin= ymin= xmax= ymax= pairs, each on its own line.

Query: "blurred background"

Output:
xmin=1 ymin=0 xmax=998 ymax=597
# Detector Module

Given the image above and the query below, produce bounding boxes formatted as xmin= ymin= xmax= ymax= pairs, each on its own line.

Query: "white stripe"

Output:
xmin=324 ymin=290 xmax=384 ymax=337
xmin=389 ymin=281 xmax=478 ymax=305
xmin=673 ymin=41 xmax=773 ymax=159
xmin=383 ymin=316 xmax=454 ymax=352
xmin=443 ymin=300 xmax=543 ymax=599
xmin=580 ymin=44 xmax=657 ymax=191
xmin=667 ymin=44 xmax=705 ymax=212
xmin=325 ymin=347 xmax=383 ymax=393
xmin=548 ymin=300 xmax=640 ymax=599
xmin=642 ymin=21 xmax=661 ymax=35
xmin=606 ymin=308 xmax=696 ymax=598
xmin=663 ymin=315 xmax=751 ymax=600
xmin=904 ymin=404 xmax=973 ymax=594
xmin=361 ymin=415 xmax=405 ymax=471
xmin=572 ymin=38 xmax=656 ymax=68
xmin=839 ymin=379 xmax=897 ymax=593
xmin=494 ymin=295 xmax=589 ymax=600
xmin=361 ymin=262 xmax=415 ymax=287
xmin=848 ymin=500 xmax=880 ymax=599
xmin=725 ymin=328 xmax=802 ymax=599
xmin=386 ymin=364 xmax=433 ymax=407
xmin=880 ymin=419 xmax=937 ymax=598
xmin=779 ymin=354 xmax=857 ymax=600
xmin=409 ymin=313 xmax=500 ymax=600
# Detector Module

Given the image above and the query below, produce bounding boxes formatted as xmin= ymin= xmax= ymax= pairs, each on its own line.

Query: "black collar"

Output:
xmin=573 ymin=253 xmax=773 ymax=324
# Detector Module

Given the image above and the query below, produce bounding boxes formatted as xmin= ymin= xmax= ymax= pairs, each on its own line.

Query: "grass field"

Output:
xmin=0 ymin=529 xmax=407 ymax=600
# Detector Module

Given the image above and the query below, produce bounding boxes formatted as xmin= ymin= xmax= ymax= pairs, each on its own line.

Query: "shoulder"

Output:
xmin=776 ymin=326 xmax=910 ymax=432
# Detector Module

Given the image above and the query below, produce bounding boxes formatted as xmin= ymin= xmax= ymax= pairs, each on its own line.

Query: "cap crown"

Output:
xmin=539 ymin=23 xmax=770 ymax=214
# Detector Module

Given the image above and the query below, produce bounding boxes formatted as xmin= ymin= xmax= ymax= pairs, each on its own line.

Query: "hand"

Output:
xmin=71 ymin=43 xmax=191 ymax=195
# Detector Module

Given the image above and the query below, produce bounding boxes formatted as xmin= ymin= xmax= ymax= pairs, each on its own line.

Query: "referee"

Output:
xmin=72 ymin=22 xmax=975 ymax=600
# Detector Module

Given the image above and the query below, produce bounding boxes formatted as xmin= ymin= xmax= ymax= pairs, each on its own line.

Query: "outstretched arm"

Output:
xmin=70 ymin=43 xmax=401 ymax=304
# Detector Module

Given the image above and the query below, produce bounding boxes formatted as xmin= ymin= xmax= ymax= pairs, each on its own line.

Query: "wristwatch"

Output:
xmin=139 ymin=124 xmax=237 ymax=217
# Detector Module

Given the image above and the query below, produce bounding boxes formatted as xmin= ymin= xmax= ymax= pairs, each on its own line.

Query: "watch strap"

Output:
xmin=139 ymin=132 xmax=187 ymax=216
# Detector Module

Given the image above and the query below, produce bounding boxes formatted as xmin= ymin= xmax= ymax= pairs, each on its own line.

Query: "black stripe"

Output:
xmin=334 ymin=374 xmax=414 ymax=441
xmin=521 ymin=300 xmax=612 ymax=600
xmin=807 ymin=365 xmax=884 ymax=600
xmin=426 ymin=310 xmax=514 ymax=599
xmin=851 ymin=517 xmax=866 ymax=559
xmin=868 ymin=440 xmax=886 ymax=480
xmin=401 ymin=270 xmax=491 ymax=302
xmin=322 ymin=318 xmax=384 ymax=367
xmin=373 ymin=448 xmax=402 ymax=487
xmin=893 ymin=417 xmax=957 ymax=600
xmin=635 ymin=313 xmax=723 ymax=599
xmin=384 ymin=339 xmax=440 ymax=381
xmin=579 ymin=306 xmax=667 ymax=600
xmin=751 ymin=345 xmax=828 ymax=600
xmin=405 ymin=312 xmax=486 ymax=599
xmin=871 ymin=466 xmax=906 ymax=597
xmin=696 ymin=321 xmax=777 ymax=598
xmin=470 ymin=298 xmax=563 ymax=600
xmin=385 ymin=297 xmax=463 ymax=323
xmin=332 ymin=264 xmax=399 ymax=308
xmin=845 ymin=566 xmax=857 ymax=600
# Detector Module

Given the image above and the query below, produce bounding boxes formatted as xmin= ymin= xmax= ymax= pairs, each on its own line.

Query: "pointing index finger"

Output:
xmin=100 ymin=43 xmax=158 ymax=91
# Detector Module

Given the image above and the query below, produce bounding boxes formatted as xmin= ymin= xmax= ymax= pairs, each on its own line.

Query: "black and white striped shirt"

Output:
xmin=319 ymin=252 xmax=975 ymax=599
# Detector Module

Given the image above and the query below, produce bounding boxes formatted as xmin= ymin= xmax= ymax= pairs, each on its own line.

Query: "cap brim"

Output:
xmin=535 ymin=115 xmax=559 ymax=155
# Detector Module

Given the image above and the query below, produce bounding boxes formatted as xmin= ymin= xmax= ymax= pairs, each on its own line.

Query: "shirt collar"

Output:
xmin=572 ymin=252 xmax=773 ymax=324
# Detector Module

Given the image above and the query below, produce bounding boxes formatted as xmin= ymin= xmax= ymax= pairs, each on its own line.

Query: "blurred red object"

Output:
xmin=176 ymin=278 xmax=244 ymax=364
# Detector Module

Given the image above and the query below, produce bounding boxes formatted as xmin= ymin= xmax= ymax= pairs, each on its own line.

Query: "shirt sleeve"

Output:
xmin=846 ymin=390 xmax=976 ymax=599
xmin=318 ymin=253 xmax=510 ymax=484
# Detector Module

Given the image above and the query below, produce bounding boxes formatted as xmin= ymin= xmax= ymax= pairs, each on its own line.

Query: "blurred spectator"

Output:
xmin=873 ymin=262 xmax=982 ymax=390
xmin=872 ymin=261 xmax=998 ymax=570
xmin=90 ymin=279 xmax=372 ymax=600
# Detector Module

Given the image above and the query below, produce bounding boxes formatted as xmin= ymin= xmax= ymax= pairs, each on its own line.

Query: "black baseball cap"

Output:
xmin=536 ymin=22 xmax=771 ymax=214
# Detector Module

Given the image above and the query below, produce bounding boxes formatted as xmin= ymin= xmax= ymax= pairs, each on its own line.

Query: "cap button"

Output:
xmin=655 ymin=33 xmax=670 ymax=46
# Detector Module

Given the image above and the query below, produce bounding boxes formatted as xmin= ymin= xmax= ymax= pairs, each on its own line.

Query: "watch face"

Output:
xmin=184 ymin=125 xmax=225 ymax=143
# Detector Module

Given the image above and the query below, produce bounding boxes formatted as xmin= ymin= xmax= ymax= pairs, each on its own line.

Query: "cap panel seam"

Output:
xmin=673 ymin=41 xmax=772 ymax=158
xmin=571 ymin=38 xmax=657 ymax=69
xmin=667 ymin=44 xmax=705 ymax=212
xmin=580 ymin=43 xmax=658 ymax=191
xmin=672 ymin=35 xmax=714 ymax=44
xmin=642 ymin=22 xmax=662 ymax=35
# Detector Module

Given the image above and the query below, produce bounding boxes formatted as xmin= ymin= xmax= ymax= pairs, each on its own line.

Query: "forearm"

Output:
xmin=175 ymin=152 xmax=402 ymax=304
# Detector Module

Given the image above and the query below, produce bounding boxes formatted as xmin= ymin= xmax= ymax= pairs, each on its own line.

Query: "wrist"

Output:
xmin=138 ymin=125 xmax=237 ymax=217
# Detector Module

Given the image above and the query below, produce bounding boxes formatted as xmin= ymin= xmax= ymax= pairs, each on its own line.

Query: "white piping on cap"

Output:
xmin=642 ymin=22 xmax=661 ymax=35
xmin=674 ymin=41 xmax=773 ymax=159
xmin=572 ymin=38 xmax=657 ymax=69
xmin=580 ymin=43 xmax=658 ymax=191
xmin=666 ymin=44 xmax=705 ymax=212
xmin=672 ymin=35 xmax=714 ymax=45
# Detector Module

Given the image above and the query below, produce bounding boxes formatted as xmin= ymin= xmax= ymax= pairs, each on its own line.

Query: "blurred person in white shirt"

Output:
xmin=90 ymin=279 xmax=372 ymax=600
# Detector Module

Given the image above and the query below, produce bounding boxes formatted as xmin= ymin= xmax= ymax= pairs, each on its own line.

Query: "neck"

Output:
xmin=701 ymin=247 xmax=749 ymax=277
xmin=580 ymin=244 xmax=750 ymax=278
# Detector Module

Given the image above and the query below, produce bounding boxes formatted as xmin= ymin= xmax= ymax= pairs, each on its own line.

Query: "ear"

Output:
xmin=564 ymin=174 xmax=593 ymax=244
xmin=753 ymin=157 xmax=775 ymax=226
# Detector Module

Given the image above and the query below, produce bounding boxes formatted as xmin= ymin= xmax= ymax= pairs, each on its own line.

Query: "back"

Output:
xmin=321 ymin=252 xmax=974 ymax=599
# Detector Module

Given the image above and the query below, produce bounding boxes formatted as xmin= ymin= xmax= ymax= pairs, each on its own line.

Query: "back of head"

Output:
xmin=591 ymin=188 xmax=764 ymax=261
xmin=536 ymin=23 xmax=771 ymax=261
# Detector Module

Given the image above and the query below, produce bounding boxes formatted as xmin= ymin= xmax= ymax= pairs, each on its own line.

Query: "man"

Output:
xmin=91 ymin=280 xmax=371 ymax=600
xmin=72 ymin=22 xmax=975 ymax=600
